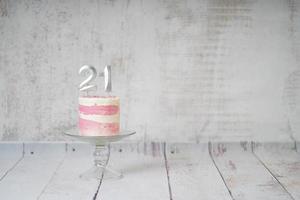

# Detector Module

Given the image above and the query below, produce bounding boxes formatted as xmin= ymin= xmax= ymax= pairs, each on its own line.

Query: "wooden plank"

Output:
xmin=210 ymin=142 xmax=292 ymax=200
xmin=97 ymin=142 xmax=170 ymax=200
xmin=165 ymin=143 xmax=232 ymax=200
xmin=0 ymin=142 xmax=23 ymax=181
xmin=0 ymin=143 xmax=66 ymax=200
xmin=38 ymin=143 xmax=100 ymax=200
xmin=253 ymin=142 xmax=300 ymax=199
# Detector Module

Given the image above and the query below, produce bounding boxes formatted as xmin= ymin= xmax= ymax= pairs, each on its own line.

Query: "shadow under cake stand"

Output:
xmin=64 ymin=129 xmax=136 ymax=180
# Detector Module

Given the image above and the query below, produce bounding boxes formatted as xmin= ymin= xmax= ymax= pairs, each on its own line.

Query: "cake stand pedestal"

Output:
xmin=64 ymin=129 xmax=135 ymax=180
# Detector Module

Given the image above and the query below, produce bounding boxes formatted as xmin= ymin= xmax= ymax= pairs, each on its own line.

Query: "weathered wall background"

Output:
xmin=0 ymin=0 xmax=299 ymax=142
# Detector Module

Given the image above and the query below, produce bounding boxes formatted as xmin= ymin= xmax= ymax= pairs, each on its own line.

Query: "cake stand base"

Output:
xmin=79 ymin=165 xmax=123 ymax=180
xmin=79 ymin=144 xmax=122 ymax=180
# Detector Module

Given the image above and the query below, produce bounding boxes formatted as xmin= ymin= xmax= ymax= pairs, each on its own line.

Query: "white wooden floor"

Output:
xmin=0 ymin=142 xmax=299 ymax=200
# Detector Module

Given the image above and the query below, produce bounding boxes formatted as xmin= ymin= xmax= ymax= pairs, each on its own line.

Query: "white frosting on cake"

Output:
xmin=79 ymin=96 xmax=119 ymax=106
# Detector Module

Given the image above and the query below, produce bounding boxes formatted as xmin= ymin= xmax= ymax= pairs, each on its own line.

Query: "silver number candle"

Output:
xmin=78 ymin=65 xmax=97 ymax=92
xmin=103 ymin=65 xmax=112 ymax=93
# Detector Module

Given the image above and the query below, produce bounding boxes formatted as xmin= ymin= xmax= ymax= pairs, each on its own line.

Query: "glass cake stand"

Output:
xmin=64 ymin=128 xmax=136 ymax=180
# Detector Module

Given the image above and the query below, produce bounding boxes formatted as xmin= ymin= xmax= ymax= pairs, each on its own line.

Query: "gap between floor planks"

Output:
xmin=253 ymin=142 xmax=300 ymax=200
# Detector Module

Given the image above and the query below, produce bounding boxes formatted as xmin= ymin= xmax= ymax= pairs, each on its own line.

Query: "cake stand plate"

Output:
xmin=64 ymin=128 xmax=136 ymax=180
xmin=64 ymin=129 xmax=135 ymax=145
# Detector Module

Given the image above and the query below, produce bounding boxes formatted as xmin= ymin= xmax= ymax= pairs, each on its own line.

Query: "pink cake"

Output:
xmin=79 ymin=96 xmax=120 ymax=136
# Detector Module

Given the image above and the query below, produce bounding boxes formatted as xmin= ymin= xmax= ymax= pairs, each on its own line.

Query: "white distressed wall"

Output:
xmin=0 ymin=0 xmax=299 ymax=142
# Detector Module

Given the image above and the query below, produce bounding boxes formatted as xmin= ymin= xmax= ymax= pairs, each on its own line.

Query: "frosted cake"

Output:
xmin=79 ymin=96 xmax=120 ymax=136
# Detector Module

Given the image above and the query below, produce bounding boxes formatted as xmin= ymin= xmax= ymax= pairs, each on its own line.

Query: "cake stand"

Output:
xmin=64 ymin=128 xmax=136 ymax=180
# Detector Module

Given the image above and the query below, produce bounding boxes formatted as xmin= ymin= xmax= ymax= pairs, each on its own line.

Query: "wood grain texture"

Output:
xmin=165 ymin=143 xmax=231 ymax=200
xmin=38 ymin=143 xmax=100 ymax=200
xmin=97 ymin=142 xmax=170 ymax=200
xmin=0 ymin=142 xmax=300 ymax=199
xmin=0 ymin=143 xmax=23 ymax=181
xmin=0 ymin=143 xmax=66 ymax=200
xmin=253 ymin=142 xmax=300 ymax=199
xmin=210 ymin=142 xmax=292 ymax=200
